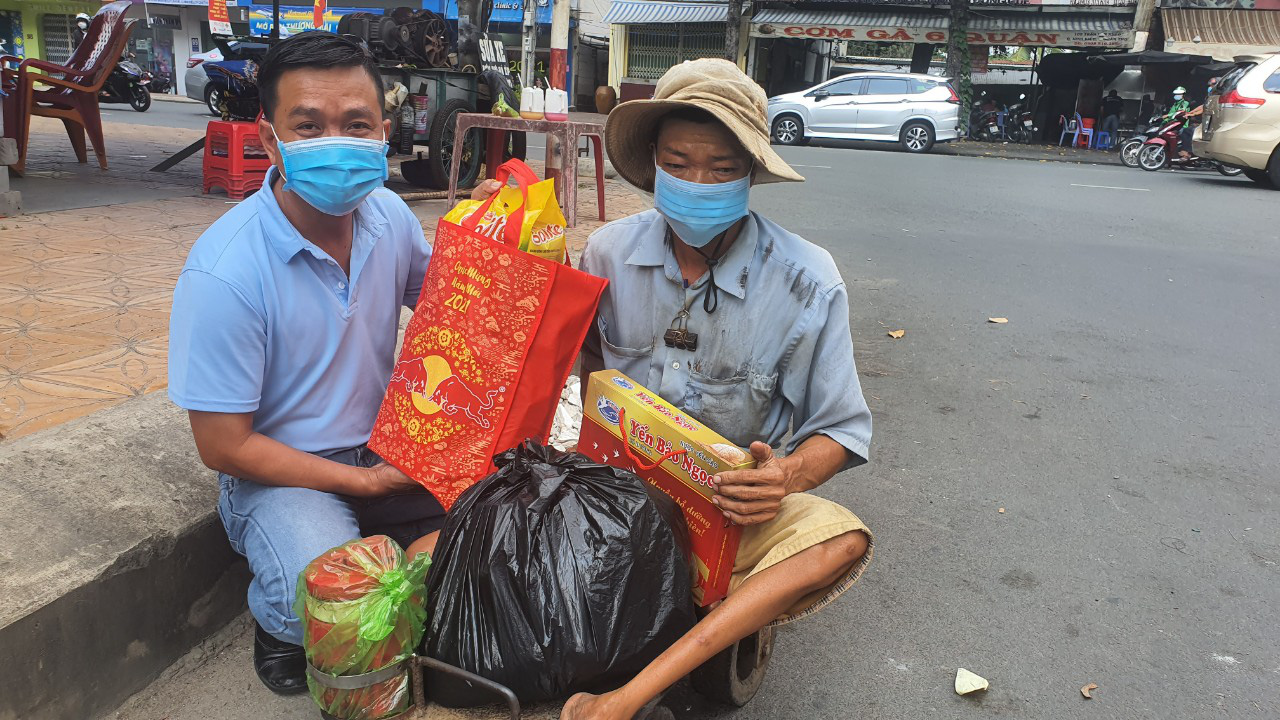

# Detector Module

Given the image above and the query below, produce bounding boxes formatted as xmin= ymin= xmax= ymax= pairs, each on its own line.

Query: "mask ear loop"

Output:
xmin=689 ymin=160 xmax=753 ymax=315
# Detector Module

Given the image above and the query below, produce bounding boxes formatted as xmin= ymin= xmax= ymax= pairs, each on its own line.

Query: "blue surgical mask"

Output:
xmin=653 ymin=164 xmax=751 ymax=248
xmin=272 ymin=127 xmax=389 ymax=216
xmin=1173 ymin=94 xmax=1183 ymax=101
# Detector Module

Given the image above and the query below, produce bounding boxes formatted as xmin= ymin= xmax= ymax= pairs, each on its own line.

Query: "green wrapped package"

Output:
xmin=296 ymin=535 xmax=431 ymax=720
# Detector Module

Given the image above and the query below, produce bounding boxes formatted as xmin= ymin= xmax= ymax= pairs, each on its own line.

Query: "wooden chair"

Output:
xmin=0 ymin=1 xmax=133 ymax=176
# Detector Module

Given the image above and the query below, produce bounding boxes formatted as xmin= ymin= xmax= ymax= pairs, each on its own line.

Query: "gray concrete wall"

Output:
xmin=0 ymin=392 xmax=248 ymax=720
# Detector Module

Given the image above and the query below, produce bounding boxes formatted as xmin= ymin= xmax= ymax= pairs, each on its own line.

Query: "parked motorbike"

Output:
xmin=203 ymin=60 xmax=260 ymax=121
xmin=1137 ymin=111 xmax=1242 ymax=176
xmin=1005 ymin=94 xmax=1036 ymax=144
xmin=969 ymin=106 xmax=1002 ymax=141
xmin=148 ymin=71 xmax=172 ymax=95
xmin=100 ymin=53 xmax=150 ymax=112
xmin=1118 ymin=117 xmax=1163 ymax=168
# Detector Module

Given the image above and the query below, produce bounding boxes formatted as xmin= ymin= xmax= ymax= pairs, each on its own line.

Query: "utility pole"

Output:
xmin=725 ymin=0 xmax=745 ymax=63
xmin=550 ymin=0 xmax=570 ymax=90
xmin=945 ymin=0 xmax=971 ymax=132
xmin=520 ymin=0 xmax=537 ymax=88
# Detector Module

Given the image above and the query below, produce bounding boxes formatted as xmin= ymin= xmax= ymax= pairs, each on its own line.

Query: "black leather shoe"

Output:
xmin=253 ymin=622 xmax=307 ymax=695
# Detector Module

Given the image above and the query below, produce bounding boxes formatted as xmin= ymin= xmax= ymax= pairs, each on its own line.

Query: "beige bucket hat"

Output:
xmin=605 ymin=58 xmax=805 ymax=192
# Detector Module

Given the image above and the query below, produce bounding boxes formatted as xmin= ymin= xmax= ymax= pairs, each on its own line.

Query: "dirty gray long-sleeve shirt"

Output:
xmin=580 ymin=209 xmax=871 ymax=468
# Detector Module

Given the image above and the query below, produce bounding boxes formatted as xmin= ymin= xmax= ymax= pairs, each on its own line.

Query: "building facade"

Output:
xmin=602 ymin=0 xmax=1144 ymax=98
xmin=1158 ymin=0 xmax=1280 ymax=59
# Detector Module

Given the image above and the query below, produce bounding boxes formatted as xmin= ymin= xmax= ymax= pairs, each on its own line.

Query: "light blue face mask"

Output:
xmin=653 ymin=164 xmax=751 ymax=249
xmin=272 ymin=127 xmax=389 ymax=216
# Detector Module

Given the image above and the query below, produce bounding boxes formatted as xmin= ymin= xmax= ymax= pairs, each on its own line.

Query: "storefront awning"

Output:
xmin=750 ymin=9 xmax=1133 ymax=48
xmin=1163 ymin=9 xmax=1280 ymax=60
xmin=603 ymin=1 xmax=728 ymax=25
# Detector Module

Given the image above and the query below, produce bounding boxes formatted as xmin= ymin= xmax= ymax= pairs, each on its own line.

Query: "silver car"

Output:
xmin=767 ymin=73 xmax=962 ymax=153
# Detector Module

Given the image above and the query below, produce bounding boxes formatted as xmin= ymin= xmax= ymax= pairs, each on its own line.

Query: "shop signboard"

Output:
xmin=248 ymin=4 xmax=370 ymax=35
xmin=752 ymin=23 xmax=1132 ymax=48
xmin=209 ymin=0 xmax=232 ymax=35
xmin=1160 ymin=0 xmax=1280 ymax=6
xmin=444 ymin=0 xmax=552 ymax=25
xmin=148 ymin=15 xmax=182 ymax=29
xmin=844 ymin=0 xmax=1137 ymax=5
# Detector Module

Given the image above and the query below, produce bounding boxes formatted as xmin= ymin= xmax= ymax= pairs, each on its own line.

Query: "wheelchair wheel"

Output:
xmin=690 ymin=626 xmax=775 ymax=707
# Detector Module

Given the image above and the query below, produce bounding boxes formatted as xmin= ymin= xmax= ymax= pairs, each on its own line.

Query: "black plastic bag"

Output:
xmin=422 ymin=440 xmax=696 ymax=706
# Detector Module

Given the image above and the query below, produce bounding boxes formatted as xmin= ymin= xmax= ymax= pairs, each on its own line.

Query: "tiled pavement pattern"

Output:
xmin=0 ymin=117 xmax=647 ymax=440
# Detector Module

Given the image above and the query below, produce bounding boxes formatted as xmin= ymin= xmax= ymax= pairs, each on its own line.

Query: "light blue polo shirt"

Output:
xmin=168 ymin=168 xmax=431 ymax=455
xmin=581 ymin=209 xmax=871 ymax=468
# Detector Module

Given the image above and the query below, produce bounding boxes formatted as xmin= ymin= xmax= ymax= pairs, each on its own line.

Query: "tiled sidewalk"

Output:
xmin=0 ymin=119 xmax=646 ymax=440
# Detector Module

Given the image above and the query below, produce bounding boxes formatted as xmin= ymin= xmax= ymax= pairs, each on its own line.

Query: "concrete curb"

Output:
xmin=939 ymin=141 xmax=1119 ymax=166
xmin=151 ymin=92 xmax=201 ymax=104
xmin=0 ymin=392 xmax=248 ymax=720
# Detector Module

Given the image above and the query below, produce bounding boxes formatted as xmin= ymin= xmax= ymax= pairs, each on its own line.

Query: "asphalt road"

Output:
xmin=114 ymin=145 xmax=1280 ymax=720
xmin=100 ymin=97 xmax=217 ymax=130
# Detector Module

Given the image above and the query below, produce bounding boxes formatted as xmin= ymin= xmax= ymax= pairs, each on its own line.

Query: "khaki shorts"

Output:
xmin=728 ymin=493 xmax=873 ymax=626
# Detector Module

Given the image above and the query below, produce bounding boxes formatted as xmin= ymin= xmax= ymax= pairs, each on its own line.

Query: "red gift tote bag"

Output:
xmin=369 ymin=160 xmax=608 ymax=509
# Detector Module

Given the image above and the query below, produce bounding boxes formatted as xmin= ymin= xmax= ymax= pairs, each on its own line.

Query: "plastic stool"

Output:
xmin=203 ymin=120 xmax=272 ymax=199
xmin=1093 ymin=131 xmax=1112 ymax=150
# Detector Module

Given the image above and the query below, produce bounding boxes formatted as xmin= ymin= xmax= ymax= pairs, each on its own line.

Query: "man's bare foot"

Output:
xmin=560 ymin=691 xmax=637 ymax=720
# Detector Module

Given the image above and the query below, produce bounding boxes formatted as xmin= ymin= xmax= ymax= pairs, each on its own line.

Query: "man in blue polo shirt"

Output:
xmin=167 ymin=32 xmax=497 ymax=694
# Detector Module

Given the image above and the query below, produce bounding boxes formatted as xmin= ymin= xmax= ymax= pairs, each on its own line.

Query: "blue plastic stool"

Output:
xmin=1094 ymin=131 xmax=1112 ymax=150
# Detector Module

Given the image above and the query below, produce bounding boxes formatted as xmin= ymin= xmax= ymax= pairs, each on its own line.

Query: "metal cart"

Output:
xmin=381 ymin=66 xmax=521 ymax=192
xmin=395 ymin=626 xmax=776 ymax=719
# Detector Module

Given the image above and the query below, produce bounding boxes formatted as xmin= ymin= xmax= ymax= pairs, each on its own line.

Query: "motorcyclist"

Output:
xmin=1164 ymin=86 xmax=1197 ymax=161
xmin=72 ymin=13 xmax=90 ymax=48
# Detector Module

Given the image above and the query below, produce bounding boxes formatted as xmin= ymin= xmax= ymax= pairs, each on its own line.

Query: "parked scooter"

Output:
xmin=969 ymin=101 xmax=1003 ymax=141
xmin=1137 ymin=111 xmax=1242 ymax=176
xmin=148 ymin=71 xmax=172 ymax=95
xmin=1118 ymin=117 xmax=1163 ymax=168
xmin=100 ymin=53 xmax=151 ymax=112
xmin=1005 ymin=94 xmax=1036 ymax=144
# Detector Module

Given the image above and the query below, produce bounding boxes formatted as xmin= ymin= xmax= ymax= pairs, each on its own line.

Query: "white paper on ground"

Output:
xmin=955 ymin=668 xmax=990 ymax=695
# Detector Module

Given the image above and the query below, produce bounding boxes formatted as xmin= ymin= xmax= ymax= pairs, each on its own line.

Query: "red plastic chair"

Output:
xmin=0 ymin=1 xmax=133 ymax=175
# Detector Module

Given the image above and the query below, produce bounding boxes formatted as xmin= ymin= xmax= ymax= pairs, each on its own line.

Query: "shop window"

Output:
xmin=41 ymin=13 xmax=76 ymax=65
xmin=626 ymin=23 xmax=726 ymax=81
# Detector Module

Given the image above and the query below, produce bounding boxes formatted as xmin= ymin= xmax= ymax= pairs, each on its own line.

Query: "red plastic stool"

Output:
xmin=203 ymin=120 xmax=272 ymax=199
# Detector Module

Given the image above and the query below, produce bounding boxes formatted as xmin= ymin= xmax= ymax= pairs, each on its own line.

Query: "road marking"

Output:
xmin=789 ymin=163 xmax=831 ymax=169
xmin=1070 ymin=183 xmax=1149 ymax=192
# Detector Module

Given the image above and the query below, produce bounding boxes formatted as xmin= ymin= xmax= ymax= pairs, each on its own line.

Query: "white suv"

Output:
xmin=767 ymin=73 xmax=962 ymax=153
xmin=1196 ymin=53 xmax=1280 ymax=188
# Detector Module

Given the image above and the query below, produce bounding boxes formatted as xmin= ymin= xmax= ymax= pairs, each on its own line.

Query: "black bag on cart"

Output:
xmin=422 ymin=440 xmax=697 ymax=706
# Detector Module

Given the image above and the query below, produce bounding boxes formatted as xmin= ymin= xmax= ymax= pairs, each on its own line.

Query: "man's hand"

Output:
xmin=470 ymin=179 xmax=502 ymax=202
xmin=347 ymin=462 xmax=421 ymax=498
xmin=710 ymin=442 xmax=793 ymax=526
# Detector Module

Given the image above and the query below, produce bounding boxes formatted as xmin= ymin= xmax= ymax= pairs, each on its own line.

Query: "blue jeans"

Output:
xmin=217 ymin=445 xmax=446 ymax=645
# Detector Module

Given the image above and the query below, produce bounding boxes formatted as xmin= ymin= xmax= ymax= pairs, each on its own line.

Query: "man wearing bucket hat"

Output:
xmin=568 ymin=59 xmax=873 ymax=719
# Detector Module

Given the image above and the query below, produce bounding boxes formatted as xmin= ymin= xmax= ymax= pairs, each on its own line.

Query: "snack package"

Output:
xmin=297 ymin=536 xmax=431 ymax=720
xmin=443 ymin=159 xmax=566 ymax=263
xmin=578 ymin=370 xmax=754 ymax=606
